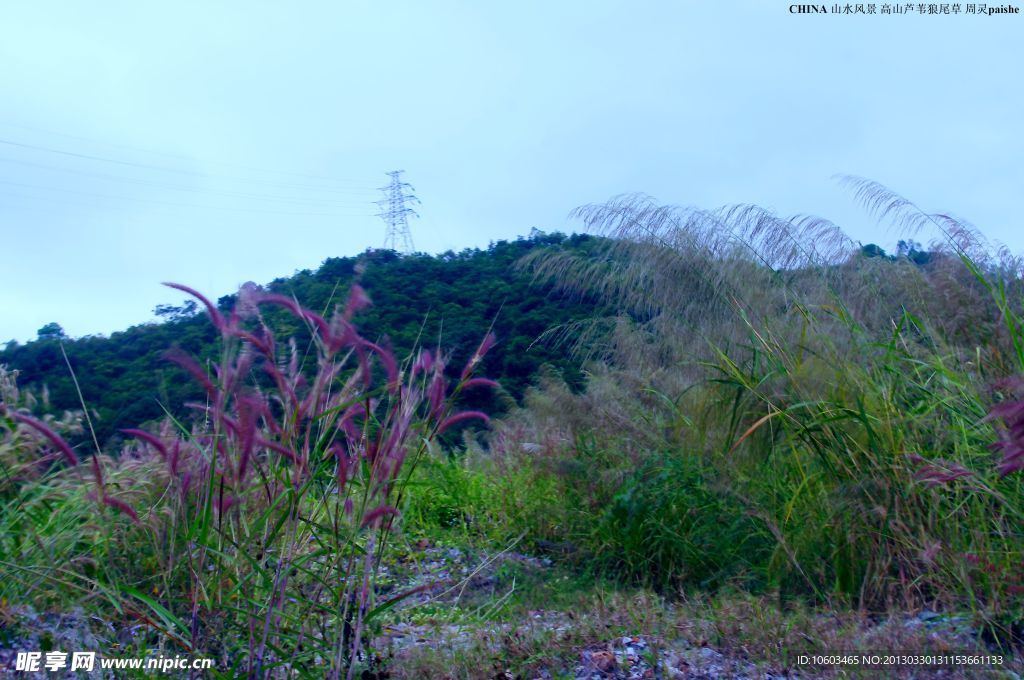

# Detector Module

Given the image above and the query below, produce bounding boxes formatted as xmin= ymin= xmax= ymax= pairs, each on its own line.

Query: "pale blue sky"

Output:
xmin=2 ymin=1 xmax=1021 ymax=342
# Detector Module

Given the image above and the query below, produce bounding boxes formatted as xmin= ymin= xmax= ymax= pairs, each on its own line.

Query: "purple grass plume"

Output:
xmin=985 ymin=377 xmax=1024 ymax=476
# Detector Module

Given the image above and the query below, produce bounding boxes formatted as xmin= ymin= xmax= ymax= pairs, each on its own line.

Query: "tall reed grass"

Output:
xmin=473 ymin=181 xmax=1024 ymax=638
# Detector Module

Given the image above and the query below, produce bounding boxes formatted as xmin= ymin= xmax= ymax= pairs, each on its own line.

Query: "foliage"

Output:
xmin=461 ymin=183 xmax=1024 ymax=631
xmin=0 ymin=232 xmax=603 ymax=449
xmin=4 ymin=180 xmax=1024 ymax=674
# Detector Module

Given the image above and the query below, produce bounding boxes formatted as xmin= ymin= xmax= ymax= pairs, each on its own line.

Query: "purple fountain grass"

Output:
xmin=2 ymin=406 xmax=80 ymax=467
xmin=2 ymin=405 xmax=142 ymax=522
xmin=427 ymin=358 xmax=448 ymax=419
xmin=460 ymin=377 xmax=501 ymax=391
xmin=115 ymin=281 xmax=502 ymax=675
xmin=338 ymin=402 xmax=366 ymax=439
xmin=302 ymin=308 xmax=333 ymax=345
xmin=163 ymin=282 xmax=226 ymax=334
xmin=460 ymin=332 xmax=496 ymax=381
xmin=163 ymin=350 xmax=217 ymax=399
xmin=985 ymin=377 xmax=1024 ymax=476
xmin=256 ymin=292 xmax=306 ymax=321
xmin=343 ymin=283 xmax=371 ymax=321
xmin=102 ymin=495 xmax=140 ymax=523
xmin=363 ymin=340 xmax=399 ymax=392
xmin=234 ymin=391 xmax=263 ymax=482
xmin=153 ymin=278 xmax=501 ymax=507
xmin=411 ymin=348 xmax=433 ymax=378
xmin=359 ymin=504 xmax=399 ymax=529
xmin=437 ymin=410 xmax=490 ymax=434
xmin=906 ymin=453 xmax=975 ymax=487
xmin=121 ymin=428 xmax=169 ymax=463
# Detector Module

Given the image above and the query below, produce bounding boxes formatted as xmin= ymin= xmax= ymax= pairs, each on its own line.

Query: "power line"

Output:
xmin=0 ymin=137 xmax=377 ymax=192
xmin=0 ymin=119 xmax=374 ymax=184
xmin=376 ymin=170 xmax=419 ymax=253
xmin=0 ymin=180 xmax=375 ymax=218
xmin=0 ymin=189 xmax=360 ymax=222
xmin=0 ymin=156 xmax=376 ymax=205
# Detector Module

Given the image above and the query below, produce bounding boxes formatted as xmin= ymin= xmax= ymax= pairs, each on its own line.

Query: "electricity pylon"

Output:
xmin=376 ymin=170 xmax=418 ymax=253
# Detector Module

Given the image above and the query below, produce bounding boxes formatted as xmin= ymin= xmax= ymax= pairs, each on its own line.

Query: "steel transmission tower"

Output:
xmin=376 ymin=170 xmax=419 ymax=253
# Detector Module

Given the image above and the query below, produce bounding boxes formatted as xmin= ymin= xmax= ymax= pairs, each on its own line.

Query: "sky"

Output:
xmin=1 ymin=1 xmax=1021 ymax=343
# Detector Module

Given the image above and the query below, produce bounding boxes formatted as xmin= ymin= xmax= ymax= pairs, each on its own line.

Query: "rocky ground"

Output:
xmin=370 ymin=543 xmax=1010 ymax=679
xmin=1 ymin=544 xmax=1018 ymax=678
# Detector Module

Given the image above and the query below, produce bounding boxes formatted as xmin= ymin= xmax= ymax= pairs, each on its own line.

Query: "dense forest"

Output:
xmin=0 ymin=231 xmax=603 ymax=448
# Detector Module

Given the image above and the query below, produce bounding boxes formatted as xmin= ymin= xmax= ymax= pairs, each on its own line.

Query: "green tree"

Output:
xmin=36 ymin=322 xmax=67 ymax=340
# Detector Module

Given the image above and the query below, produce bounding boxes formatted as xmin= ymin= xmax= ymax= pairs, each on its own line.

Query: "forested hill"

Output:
xmin=0 ymin=231 xmax=604 ymax=448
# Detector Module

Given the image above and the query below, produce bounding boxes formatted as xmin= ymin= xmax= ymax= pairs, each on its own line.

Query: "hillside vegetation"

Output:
xmin=2 ymin=182 xmax=1024 ymax=678
xmin=0 ymin=232 xmax=602 ymax=448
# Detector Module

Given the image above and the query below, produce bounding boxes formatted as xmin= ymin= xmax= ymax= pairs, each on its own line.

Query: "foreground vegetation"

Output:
xmin=3 ymin=181 xmax=1024 ymax=677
